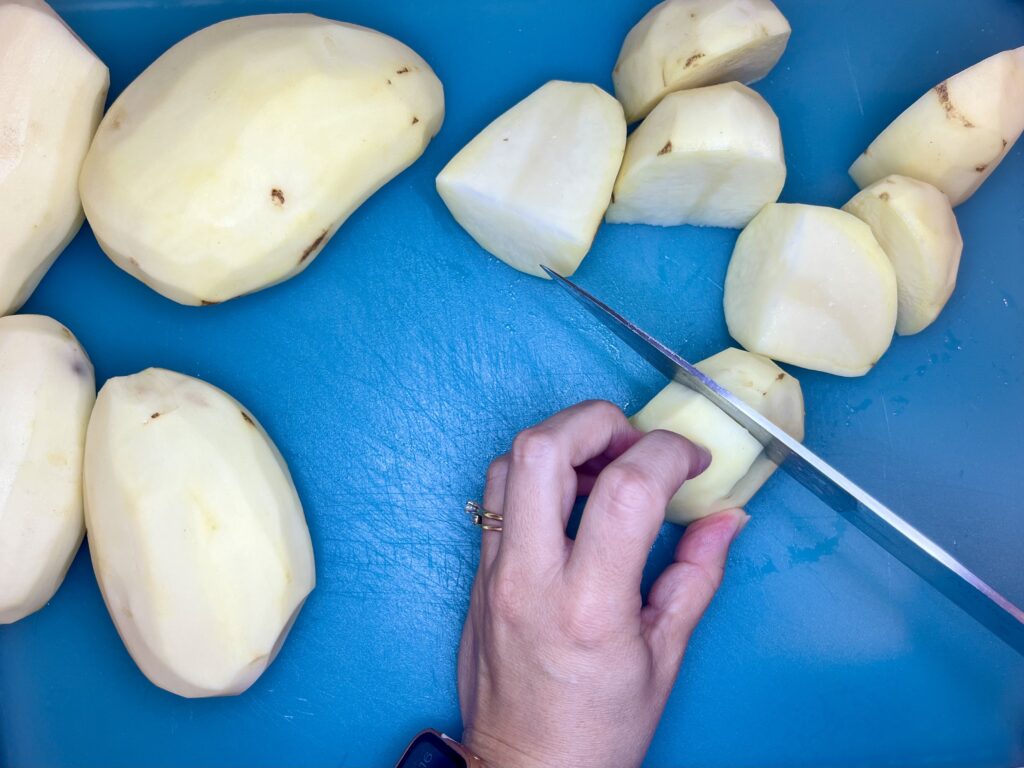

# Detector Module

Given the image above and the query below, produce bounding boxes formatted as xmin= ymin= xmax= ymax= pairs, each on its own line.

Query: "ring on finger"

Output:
xmin=466 ymin=500 xmax=503 ymax=532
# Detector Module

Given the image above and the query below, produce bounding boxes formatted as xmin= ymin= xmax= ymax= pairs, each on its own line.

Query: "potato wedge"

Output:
xmin=84 ymin=368 xmax=315 ymax=697
xmin=436 ymin=81 xmax=625 ymax=278
xmin=0 ymin=0 xmax=108 ymax=316
xmin=849 ymin=47 xmax=1024 ymax=206
xmin=612 ymin=0 xmax=790 ymax=123
xmin=724 ymin=203 xmax=897 ymax=377
xmin=843 ymin=175 xmax=962 ymax=336
xmin=0 ymin=315 xmax=95 ymax=624
xmin=80 ymin=15 xmax=444 ymax=305
xmin=632 ymin=347 xmax=803 ymax=524
xmin=606 ymin=82 xmax=784 ymax=228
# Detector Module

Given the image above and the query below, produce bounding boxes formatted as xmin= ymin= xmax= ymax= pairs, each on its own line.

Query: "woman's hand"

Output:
xmin=458 ymin=400 xmax=747 ymax=768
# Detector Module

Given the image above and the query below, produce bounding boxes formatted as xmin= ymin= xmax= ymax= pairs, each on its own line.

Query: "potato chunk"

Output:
xmin=606 ymin=82 xmax=784 ymax=228
xmin=80 ymin=15 xmax=444 ymax=305
xmin=0 ymin=0 xmax=108 ymax=316
xmin=849 ymin=47 xmax=1024 ymax=206
xmin=436 ymin=81 xmax=625 ymax=278
xmin=612 ymin=0 xmax=790 ymax=123
xmin=843 ymin=176 xmax=962 ymax=336
xmin=723 ymin=203 xmax=897 ymax=377
xmin=632 ymin=348 xmax=803 ymax=524
xmin=84 ymin=368 xmax=315 ymax=697
xmin=0 ymin=315 xmax=95 ymax=623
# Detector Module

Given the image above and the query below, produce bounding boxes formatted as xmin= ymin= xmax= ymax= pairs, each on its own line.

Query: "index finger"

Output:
xmin=499 ymin=400 xmax=639 ymax=567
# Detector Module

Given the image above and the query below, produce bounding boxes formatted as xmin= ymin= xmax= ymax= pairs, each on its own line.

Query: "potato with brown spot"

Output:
xmin=79 ymin=14 xmax=445 ymax=305
xmin=850 ymin=47 xmax=1024 ymax=205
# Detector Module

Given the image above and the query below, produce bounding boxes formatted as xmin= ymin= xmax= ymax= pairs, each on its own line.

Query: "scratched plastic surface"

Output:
xmin=1 ymin=1 xmax=1022 ymax=766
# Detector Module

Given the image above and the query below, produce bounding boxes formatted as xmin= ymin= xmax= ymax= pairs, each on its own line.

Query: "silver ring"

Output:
xmin=466 ymin=500 xmax=503 ymax=532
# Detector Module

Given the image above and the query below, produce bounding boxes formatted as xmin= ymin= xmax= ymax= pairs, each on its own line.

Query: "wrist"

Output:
xmin=461 ymin=727 xmax=549 ymax=768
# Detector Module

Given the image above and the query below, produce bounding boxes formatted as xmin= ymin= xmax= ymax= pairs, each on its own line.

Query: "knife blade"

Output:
xmin=541 ymin=265 xmax=1024 ymax=656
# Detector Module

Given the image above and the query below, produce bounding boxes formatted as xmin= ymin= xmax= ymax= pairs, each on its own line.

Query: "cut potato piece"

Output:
xmin=80 ymin=15 xmax=444 ymax=306
xmin=0 ymin=315 xmax=95 ymax=623
xmin=632 ymin=347 xmax=803 ymax=524
xmin=0 ymin=0 xmax=109 ymax=316
xmin=613 ymin=0 xmax=790 ymax=122
xmin=843 ymin=175 xmax=962 ymax=336
xmin=84 ymin=368 xmax=315 ymax=697
xmin=850 ymin=47 xmax=1024 ymax=206
xmin=606 ymin=82 xmax=784 ymax=228
xmin=435 ymin=80 xmax=626 ymax=278
xmin=724 ymin=203 xmax=897 ymax=376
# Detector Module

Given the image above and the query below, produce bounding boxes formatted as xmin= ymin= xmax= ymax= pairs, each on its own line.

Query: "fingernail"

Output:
xmin=731 ymin=510 xmax=752 ymax=540
xmin=694 ymin=444 xmax=713 ymax=474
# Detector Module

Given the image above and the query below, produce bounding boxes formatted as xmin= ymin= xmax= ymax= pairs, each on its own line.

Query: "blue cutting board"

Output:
xmin=1 ymin=1 xmax=1022 ymax=766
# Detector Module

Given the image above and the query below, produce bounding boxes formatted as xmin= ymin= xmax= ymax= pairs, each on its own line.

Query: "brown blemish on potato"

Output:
xmin=934 ymin=81 xmax=974 ymax=127
xmin=71 ymin=358 xmax=88 ymax=377
xmin=386 ymin=79 xmax=392 ymax=85
xmin=271 ymin=188 xmax=285 ymax=206
xmin=975 ymin=163 xmax=988 ymax=172
xmin=684 ymin=52 xmax=705 ymax=69
xmin=658 ymin=140 xmax=673 ymax=156
xmin=300 ymin=230 xmax=328 ymax=263
xmin=241 ymin=410 xmax=255 ymax=427
xmin=502 ymin=137 xmax=509 ymax=142
xmin=110 ymin=114 xmax=123 ymax=130
xmin=151 ymin=412 xmax=160 ymax=420
xmin=412 ymin=116 xmax=419 ymax=125
xmin=1003 ymin=139 xmax=1009 ymax=149
xmin=610 ymin=191 xmax=616 ymax=204
xmin=879 ymin=192 xmax=890 ymax=201
xmin=775 ymin=372 xmax=785 ymax=381
xmin=128 ymin=256 xmax=139 ymax=267
xmin=396 ymin=66 xmax=410 ymax=74
xmin=200 ymin=299 xmax=219 ymax=306
xmin=689 ymin=11 xmax=696 ymax=18
xmin=60 ymin=326 xmax=73 ymax=339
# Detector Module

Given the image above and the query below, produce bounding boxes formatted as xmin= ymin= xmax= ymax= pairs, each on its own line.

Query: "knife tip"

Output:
xmin=539 ymin=264 xmax=560 ymax=280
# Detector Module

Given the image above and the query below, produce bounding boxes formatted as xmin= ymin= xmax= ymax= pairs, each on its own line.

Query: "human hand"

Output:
xmin=457 ymin=400 xmax=747 ymax=768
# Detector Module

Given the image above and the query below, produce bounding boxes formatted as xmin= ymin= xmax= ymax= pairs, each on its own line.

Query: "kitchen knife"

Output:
xmin=541 ymin=265 xmax=1024 ymax=656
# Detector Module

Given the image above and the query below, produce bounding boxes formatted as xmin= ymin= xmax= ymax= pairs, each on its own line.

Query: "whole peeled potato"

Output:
xmin=84 ymin=368 xmax=315 ymax=697
xmin=80 ymin=15 xmax=444 ymax=305
xmin=0 ymin=0 xmax=108 ymax=316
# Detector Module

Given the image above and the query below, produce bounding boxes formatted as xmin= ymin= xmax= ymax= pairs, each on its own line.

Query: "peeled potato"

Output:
xmin=724 ymin=203 xmax=897 ymax=377
xmin=606 ymin=82 xmax=784 ymax=228
xmin=850 ymin=47 xmax=1024 ymax=206
xmin=843 ymin=175 xmax=962 ymax=336
xmin=632 ymin=347 xmax=803 ymax=524
xmin=80 ymin=15 xmax=444 ymax=306
xmin=612 ymin=0 xmax=790 ymax=123
xmin=436 ymin=81 xmax=625 ymax=279
xmin=0 ymin=0 xmax=109 ymax=316
xmin=0 ymin=315 xmax=95 ymax=624
xmin=84 ymin=368 xmax=315 ymax=697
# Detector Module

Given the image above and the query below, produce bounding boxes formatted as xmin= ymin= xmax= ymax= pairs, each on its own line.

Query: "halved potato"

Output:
xmin=0 ymin=0 xmax=108 ymax=316
xmin=0 ymin=315 xmax=95 ymax=624
xmin=632 ymin=347 xmax=803 ymax=524
xmin=84 ymin=368 xmax=315 ymax=697
xmin=436 ymin=80 xmax=626 ymax=278
xmin=612 ymin=0 xmax=790 ymax=123
xmin=724 ymin=203 xmax=897 ymax=377
xmin=606 ymin=81 xmax=784 ymax=228
xmin=849 ymin=47 xmax=1024 ymax=206
xmin=843 ymin=175 xmax=962 ymax=336
xmin=80 ymin=15 xmax=444 ymax=305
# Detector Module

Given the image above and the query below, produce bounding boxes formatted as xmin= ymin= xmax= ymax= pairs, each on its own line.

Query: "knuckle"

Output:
xmin=677 ymin=561 xmax=724 ymax=604
xmin=559 ymin=598 xmax=610 ymax=649
xmin=596 ymin=463 xmax=661 ymax=514
xmin=579 ymin=399 xmax=623 ymax=422
xmin=510 ymin=428 xmax=559 ymax=465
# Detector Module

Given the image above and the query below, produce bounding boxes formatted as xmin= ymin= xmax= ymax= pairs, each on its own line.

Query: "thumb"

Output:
xmin=642 ymin=508 xmax=748 ymax=679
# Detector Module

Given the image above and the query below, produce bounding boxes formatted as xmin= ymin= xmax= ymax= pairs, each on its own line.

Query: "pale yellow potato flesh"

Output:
xmin=436 ymin=81 xmax=626 ymax=279
xmin=80 ymin=15 xmax=444 ymax=305
xmin=850 ymin=47 xmax=1024 ymax=206
xmin=606 ymin=82 xmax=784 ymax=228
xmin=84 ymin=368 xmax=315 ymax=697
xmin=724 ymin=203 xmax=897 ymax=377
xmin=632 ymin=347 xmax=803 ymax=524
xmin=0 ymin=0 xmax=108 ymax=316
xmin=843 ymin=175 xmax=962 ymax=336
xmin=612 ymin=0 xmax=790 ymax=123
xmin=0 ymin=315 xmax=95 ymax=624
